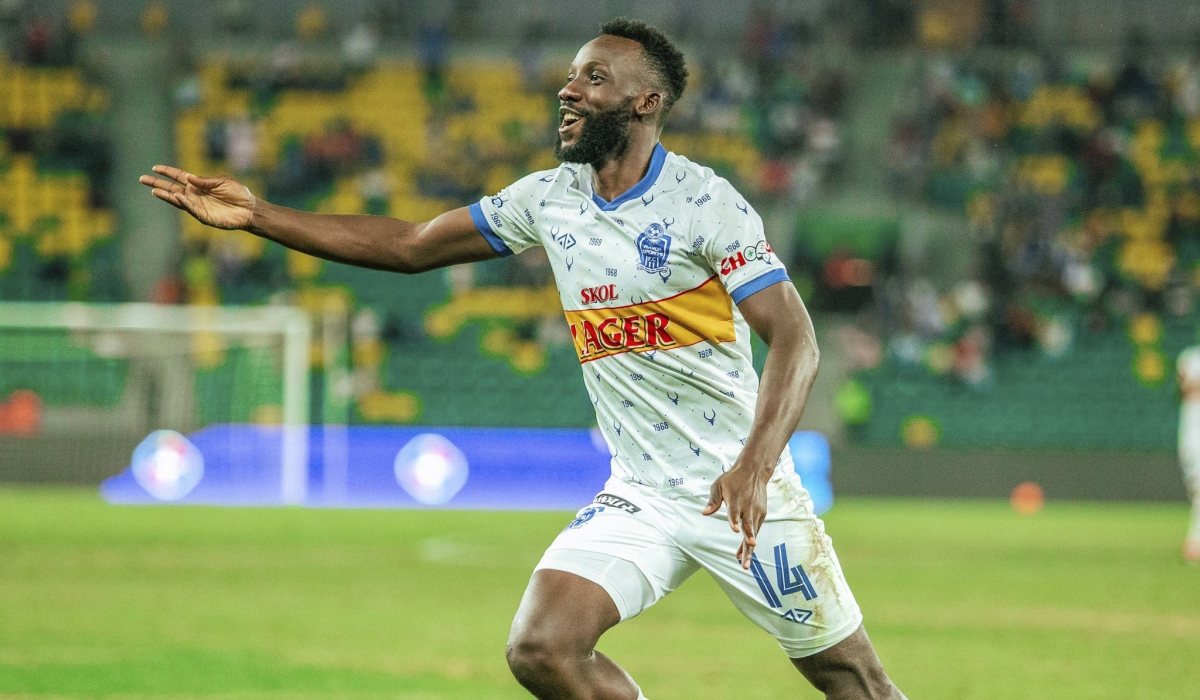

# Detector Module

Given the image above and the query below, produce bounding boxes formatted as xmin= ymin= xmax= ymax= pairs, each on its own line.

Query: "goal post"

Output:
xmin=0 ymin=301 xmax=313 ymax=504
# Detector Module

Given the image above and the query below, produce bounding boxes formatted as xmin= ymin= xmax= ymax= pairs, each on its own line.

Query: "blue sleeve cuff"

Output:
xmin=729 ymin=269 xmax=790 ymax=304
xmin=469 ymin=202 xmax=514 ymax=257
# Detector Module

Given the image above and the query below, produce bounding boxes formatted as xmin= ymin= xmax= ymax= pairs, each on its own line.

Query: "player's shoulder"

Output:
xmin=493 ymin=165 xmax=578 ymax=202
xmin=663 ymin=150 xmax=755 ymax=214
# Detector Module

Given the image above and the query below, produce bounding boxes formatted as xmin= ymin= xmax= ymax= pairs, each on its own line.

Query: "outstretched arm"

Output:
xmin=702 ymin=280 xmax=820 ymax=568
xmin=139 ymin=166 xmax=499 ymax=274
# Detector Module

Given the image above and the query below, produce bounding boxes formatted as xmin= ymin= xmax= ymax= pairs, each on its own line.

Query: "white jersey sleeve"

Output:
xmin=695 ymin=180 xmax=791 ymax=304
xmin=468 ymin=169 xmax=556 ymax=256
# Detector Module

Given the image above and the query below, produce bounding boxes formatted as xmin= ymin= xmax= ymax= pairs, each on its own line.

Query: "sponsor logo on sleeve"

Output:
xmin=719 ymin=241 xmax=774 ymax=276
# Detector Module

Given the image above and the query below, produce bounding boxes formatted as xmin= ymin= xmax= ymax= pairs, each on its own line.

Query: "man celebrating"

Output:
xmin=141 ymin=18 xmax=906 ymax=700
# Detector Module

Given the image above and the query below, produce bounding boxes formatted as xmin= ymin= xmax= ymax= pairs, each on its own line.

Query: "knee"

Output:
xmin=505 ymin=633 xmax=572 ymax=686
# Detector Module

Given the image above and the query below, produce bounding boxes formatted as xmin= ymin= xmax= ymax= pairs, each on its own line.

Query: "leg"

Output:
xmin=1181 ymin=433 xmax=1200 ymax=562
xmin=679 ymin=473 xmax=904 ymax=699
xmin=1180 ymin=406 xmax=1200 ymax=561
xmin=791 ymin=625 xmax=905 ymax=700
xmin=1184 ymin=456 xmax=1200 ymax=562
xmin=511 ymin=489 xmax=695 ymax=698
xmin=506 ymin=569 xmax=640 ymax=700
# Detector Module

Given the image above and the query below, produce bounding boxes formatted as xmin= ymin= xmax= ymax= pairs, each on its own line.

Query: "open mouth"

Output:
xmin=559 ymin=112 xmax=584 ymax=135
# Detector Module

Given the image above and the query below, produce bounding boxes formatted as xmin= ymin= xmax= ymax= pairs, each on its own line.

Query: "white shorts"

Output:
xmin=1181 ymin=403 xmax=1200 ymax=499
xmin=534 ymin=472 xmax=864 ymax=658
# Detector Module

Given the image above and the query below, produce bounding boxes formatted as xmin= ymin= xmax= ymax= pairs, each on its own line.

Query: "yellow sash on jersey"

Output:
xmin=565 ymin=276 xmax=736 ymax=363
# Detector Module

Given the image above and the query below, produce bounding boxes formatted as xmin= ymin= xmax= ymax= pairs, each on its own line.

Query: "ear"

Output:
xmin=635 ymin=90 xmax=663 ymax=121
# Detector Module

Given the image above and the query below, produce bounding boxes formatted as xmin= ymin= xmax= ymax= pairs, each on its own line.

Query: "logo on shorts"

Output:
xmin=781 ymin=608 xmax=813 ymax=624
xmin=593 ymin=493 xmax=641 ymax=513
xmin=565 ymin=506 xmax=604 ymax=530
xmin=636 ymin=223 xmax=671 ymax=281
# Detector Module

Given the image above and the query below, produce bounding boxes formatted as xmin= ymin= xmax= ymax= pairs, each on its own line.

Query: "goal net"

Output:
xmin=0 ymin=302 xmax=316 ymax=504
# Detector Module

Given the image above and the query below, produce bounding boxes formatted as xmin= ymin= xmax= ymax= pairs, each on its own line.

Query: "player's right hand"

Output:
xmin=139 ymin=165 xmax=256 ymax=230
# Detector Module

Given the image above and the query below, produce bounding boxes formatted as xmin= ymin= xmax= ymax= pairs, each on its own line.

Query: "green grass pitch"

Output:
xmin=1 ymin=488 xmax=1198 ymax=699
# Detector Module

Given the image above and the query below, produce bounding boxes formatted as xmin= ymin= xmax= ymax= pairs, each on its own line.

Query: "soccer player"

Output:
xmin=140 ymin=18 xmax=906 ymax=699
xmin=1177 ymin=345 xmax=1200 ymax=563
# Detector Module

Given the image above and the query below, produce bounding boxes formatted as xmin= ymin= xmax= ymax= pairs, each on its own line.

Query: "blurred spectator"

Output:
xmin=368 ymin=0 xmax=409 ymax=40
xmin=296 ymin=3 xmax=328 ymax=42
xmin=141 ymin=1 xmax=168 ymax=37
xmin=225 ymin=115 xmax=258 ymax=176
xmin=342 ymin=23 xmax=379 ymax=72
xmin=419 ymin=24 xmax=449 ymax=97
xmin=66 ymin=0 xmax=96 ymax=37
xmin=0 ymin=0 xmax=21 ymax=44
xmin=216 ymin=0 xmax=254 ymax=36
xmin=22 ymin=14 xmax=54 ymax=65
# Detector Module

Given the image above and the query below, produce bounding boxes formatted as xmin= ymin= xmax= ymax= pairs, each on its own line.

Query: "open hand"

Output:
xmin=139 ymin=165 xmax=256 ymax=230
xmin=702 ymin=465 xmax=771 ymax=570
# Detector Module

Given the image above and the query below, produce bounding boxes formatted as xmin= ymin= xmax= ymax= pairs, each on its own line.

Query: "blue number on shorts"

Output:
xmin=748 ymin=554 xmax=782 ymax=608
xmin=748 ymin=544 xmax=818 ymax=608
xmin=774 ymin=544 xmax=818 ymax=601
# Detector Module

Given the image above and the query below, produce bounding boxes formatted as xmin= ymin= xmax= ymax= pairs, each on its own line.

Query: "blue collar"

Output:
xmin=590 ymin=143 xmax=668 ymax=211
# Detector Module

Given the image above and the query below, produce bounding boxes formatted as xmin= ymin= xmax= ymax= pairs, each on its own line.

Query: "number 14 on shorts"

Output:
xmin=748 ymin=543 xmax=818 ymax=623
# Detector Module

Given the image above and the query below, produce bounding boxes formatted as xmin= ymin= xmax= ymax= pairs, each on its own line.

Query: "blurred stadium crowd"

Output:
xmin=846 ymin=30 xmax=1200 ymax=449
xmin=0 ymin=0 xmax=119 ymax=303
xmin=3 ymin=0 xmax=1200 ymax=451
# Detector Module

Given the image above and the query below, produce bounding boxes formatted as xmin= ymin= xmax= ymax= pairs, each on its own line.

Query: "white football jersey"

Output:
xmin=470 ymin=144 xmax=795 ymax=498
xmin=1180 ymin=346 xmax=1200 ymax=387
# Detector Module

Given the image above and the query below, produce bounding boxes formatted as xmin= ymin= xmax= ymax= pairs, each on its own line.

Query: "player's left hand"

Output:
xmin=702 ymin=465 xmax=771 ymax=570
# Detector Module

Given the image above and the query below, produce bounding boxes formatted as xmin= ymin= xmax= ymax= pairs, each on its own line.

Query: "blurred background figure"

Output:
xmin=1178 ymin=343 xmax=1200 ymax=561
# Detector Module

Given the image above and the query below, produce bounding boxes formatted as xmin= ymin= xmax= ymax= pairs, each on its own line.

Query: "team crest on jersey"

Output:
xmin=636 ymin=223 xmax=672 ymax=281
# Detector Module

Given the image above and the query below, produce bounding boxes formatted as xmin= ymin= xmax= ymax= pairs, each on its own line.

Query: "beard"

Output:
xmin=554 ymin=97 xmax=634 ymax=168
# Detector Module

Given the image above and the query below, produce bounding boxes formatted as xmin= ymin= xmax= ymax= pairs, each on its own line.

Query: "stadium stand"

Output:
xmin=0 ymin=20 xmax=126 ymax=437
xmin=843 ymin=40 xmax=1200 ymax=448
xmin=0 ymin=53 xmax=118 ymax=302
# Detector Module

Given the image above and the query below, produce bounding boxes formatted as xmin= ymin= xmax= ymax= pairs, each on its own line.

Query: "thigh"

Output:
xmin=509 ymin=568 xmax=623 ymax=654
xmin=681 ymin=476 xmax=864 ymax=658
xmin=535 ymin=491 xmax=700 ymax=620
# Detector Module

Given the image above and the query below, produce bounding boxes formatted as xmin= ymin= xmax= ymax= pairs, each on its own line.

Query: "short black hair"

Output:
xmin=599 ymin=17 xmax=688 ymax=120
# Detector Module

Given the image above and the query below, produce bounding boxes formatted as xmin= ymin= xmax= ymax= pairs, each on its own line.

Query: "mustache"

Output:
xmin=560 ymin=104 xmax=595 ymax=119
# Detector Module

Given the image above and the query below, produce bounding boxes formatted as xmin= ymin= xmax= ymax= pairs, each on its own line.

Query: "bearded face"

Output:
xmin=554 ymin=96 xmax=635 ymax=168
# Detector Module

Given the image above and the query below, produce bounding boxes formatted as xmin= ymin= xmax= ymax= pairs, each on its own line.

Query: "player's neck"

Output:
xmin=591 ymin=130 xmax=659 ymax=203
